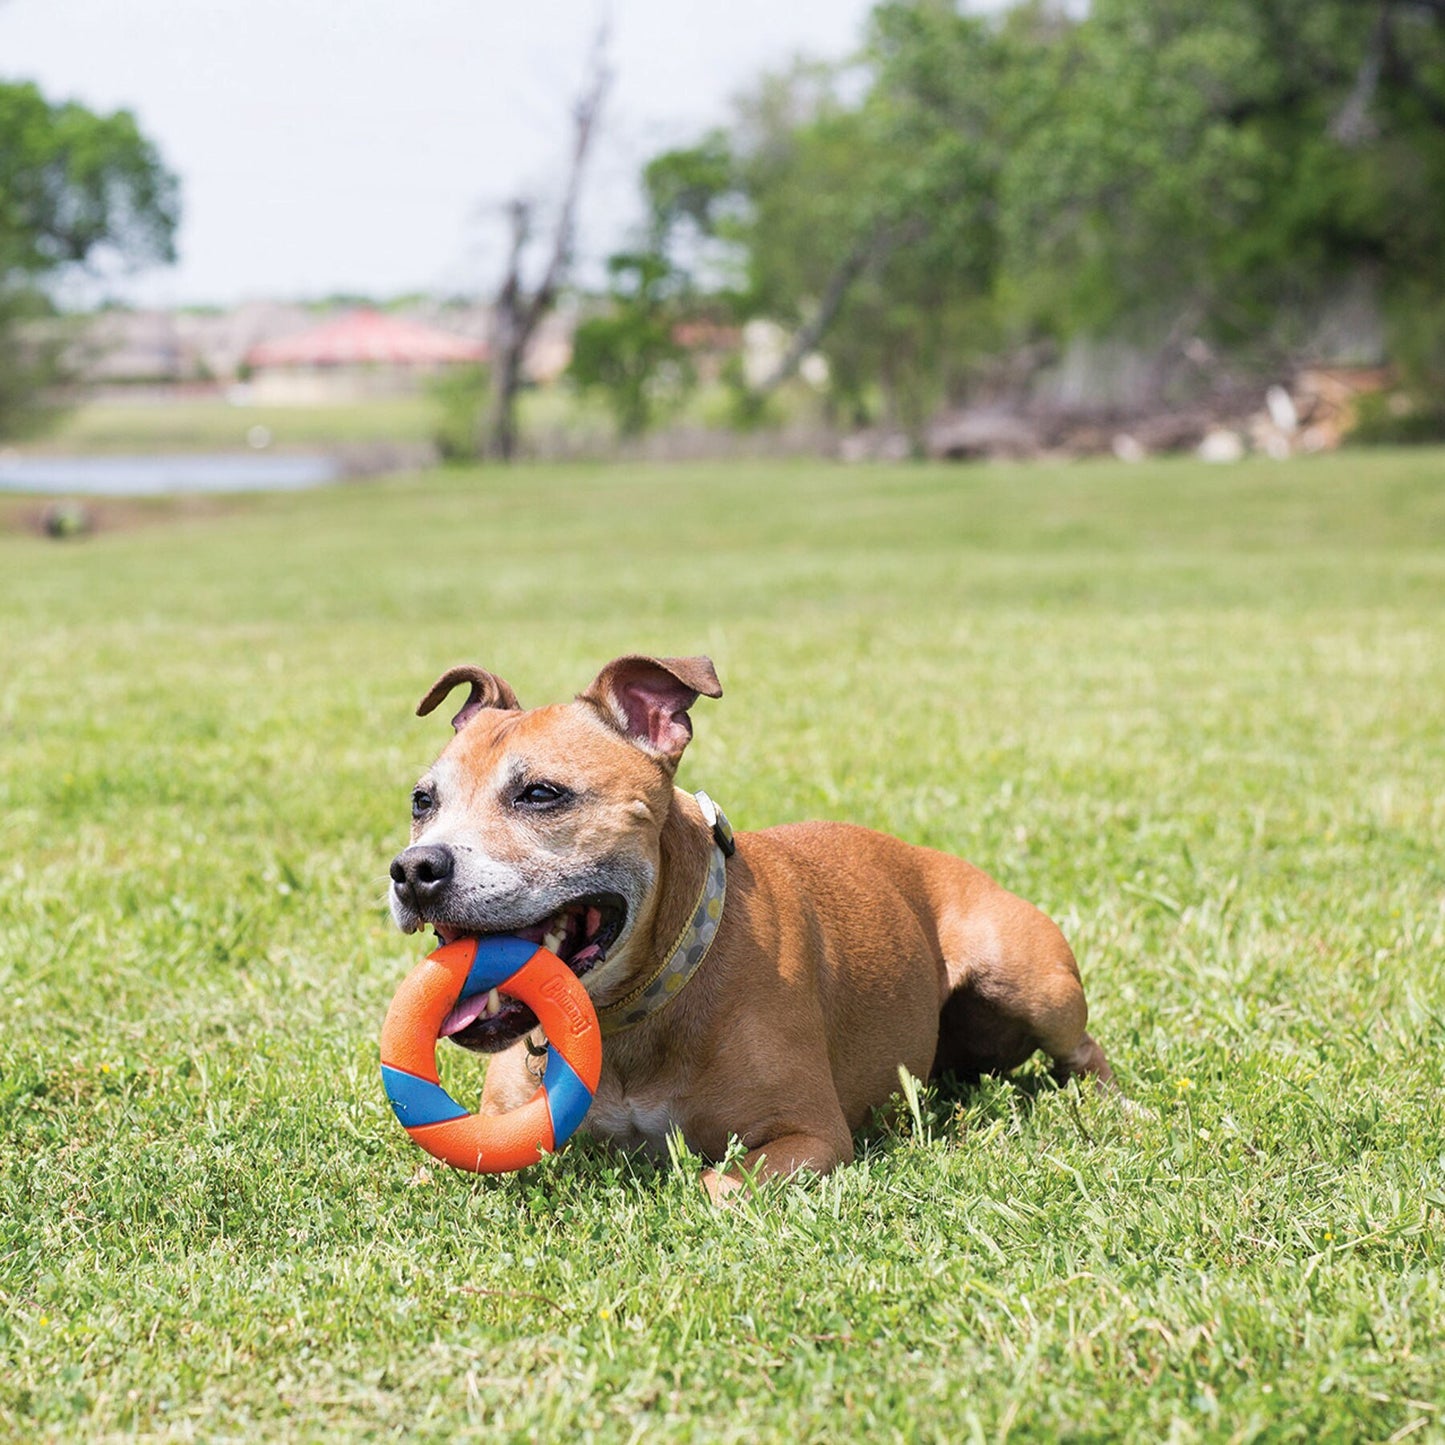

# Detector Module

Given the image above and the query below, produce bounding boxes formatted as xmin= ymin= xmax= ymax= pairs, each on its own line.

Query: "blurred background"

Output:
xmin=3 ymin=0 xmax=1444 ymax=494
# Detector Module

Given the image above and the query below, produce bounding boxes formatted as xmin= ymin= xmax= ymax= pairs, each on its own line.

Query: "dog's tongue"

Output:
xmin=431 ymin=922 xmax=573 ymax=1037
xmin=439 ymin=994 xmax=491 ymax=1038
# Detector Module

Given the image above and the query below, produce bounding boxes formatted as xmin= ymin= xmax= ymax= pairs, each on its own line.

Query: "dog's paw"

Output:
xmin=700 ymin=1167 xmax=747 ymax=1207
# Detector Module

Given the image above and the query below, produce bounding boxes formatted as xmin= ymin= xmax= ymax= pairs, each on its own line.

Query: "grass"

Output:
xmin=22 ymin=381 xmax=808 ymax=462
xmin=30 ymin=396 xmax=436 ymax=454
xmin=25 ymin=389 xmax=621 ymax=458
xmin=1 ymin=450 xmax=1443 ymax=1442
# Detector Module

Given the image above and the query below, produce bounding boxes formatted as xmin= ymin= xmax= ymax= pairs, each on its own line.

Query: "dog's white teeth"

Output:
xmin=543 ymin=927 xmax=565 ymax=955
xmin=487 ymin=988 xmax=501 ymax=1017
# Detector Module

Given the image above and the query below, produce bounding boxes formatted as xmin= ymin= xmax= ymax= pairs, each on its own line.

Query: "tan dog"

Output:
xmin=389 ymin=655 xmax=1114 ymax=1201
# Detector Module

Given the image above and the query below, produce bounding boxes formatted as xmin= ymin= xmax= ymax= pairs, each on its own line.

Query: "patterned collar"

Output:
xmin=596 ymin=791 xmax=733 ymax=1038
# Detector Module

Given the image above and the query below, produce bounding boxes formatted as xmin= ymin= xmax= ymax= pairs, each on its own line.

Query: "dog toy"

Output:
xmin=379 ymin=935 xmax=602 ymax=1173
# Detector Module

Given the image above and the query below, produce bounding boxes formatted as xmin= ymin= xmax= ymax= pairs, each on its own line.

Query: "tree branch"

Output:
xmin=1381 ymin=1 xmax=1445 ymax=127
xmin=483 ymin=24 xmax=611 ymax=461
xmin=519 ymin=48 xmax=611 ymax=341
xmin=1330 ymin=2 xmax=1389 ymax=145
xmin=747 ymin=224 xmax=896 ymax=398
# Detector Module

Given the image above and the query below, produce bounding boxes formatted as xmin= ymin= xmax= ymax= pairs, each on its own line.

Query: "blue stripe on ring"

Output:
xmin=381 ymin=1064 xmax=469 ymax=1128
xmin=462 ymin=935 xmax=540 ymax=999
xmin=542 ymin=1048 xmax=594 ymax=1145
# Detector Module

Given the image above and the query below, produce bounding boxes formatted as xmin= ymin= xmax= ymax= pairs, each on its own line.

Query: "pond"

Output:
xmin=0 ymin=452 xmax=343 ymax=496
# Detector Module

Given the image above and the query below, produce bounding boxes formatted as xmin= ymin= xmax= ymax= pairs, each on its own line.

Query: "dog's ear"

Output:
xmin=582 ymin=655 xmax=722 ymax=764
xmin=417 ymin=665 xmax=522 ymax=732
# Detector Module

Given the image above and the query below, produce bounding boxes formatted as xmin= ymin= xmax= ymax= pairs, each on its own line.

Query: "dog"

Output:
xmin=389 ymin=655 xmax=1115 ymax=1201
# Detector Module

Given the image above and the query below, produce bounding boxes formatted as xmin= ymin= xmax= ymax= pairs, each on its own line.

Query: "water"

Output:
xmin=0 ymin=452 xmax=343 ymax=496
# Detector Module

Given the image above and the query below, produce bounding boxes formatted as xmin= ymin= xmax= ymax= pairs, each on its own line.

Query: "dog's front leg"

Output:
xmin=701 ymin=1127 xmax=853 ymax=1205
xmin=476 ymin=1035 xmax=543 ymax=1115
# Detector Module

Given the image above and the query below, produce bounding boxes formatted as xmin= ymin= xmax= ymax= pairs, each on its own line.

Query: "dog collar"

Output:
xmin=596 ymin=791 xmax=733 ymax=1038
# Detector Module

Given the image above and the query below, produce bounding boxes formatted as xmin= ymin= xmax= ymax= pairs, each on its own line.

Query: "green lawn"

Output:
xmin=26 ymin=388 xmax=620 ymax=458
xmin=32 ymin=396 xmax=437 ymax=454
xmin=23 ymin=382 xmax=792 ymax=460
xmin=2 ymin=452 xmax=1443 ymax=1442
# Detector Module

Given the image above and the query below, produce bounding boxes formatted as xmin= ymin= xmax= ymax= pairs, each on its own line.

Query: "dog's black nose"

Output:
xmin=390 ymin=844 xmax=454 ymax=911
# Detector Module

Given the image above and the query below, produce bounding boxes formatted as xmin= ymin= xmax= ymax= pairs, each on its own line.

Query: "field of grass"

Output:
xmin=28 ymin=396 xmax=438 ymax=454
xmin=1 ymin=451 xmax=1443 ymax=1442
xmin=22 ymin=382 xmax=807 ymax=462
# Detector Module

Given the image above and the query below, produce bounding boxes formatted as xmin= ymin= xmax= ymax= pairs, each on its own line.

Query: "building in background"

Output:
xmin=63 ymin=300 xmax=577 ymax=405
xmin=241 ymin=308 xmax=487 ymax=403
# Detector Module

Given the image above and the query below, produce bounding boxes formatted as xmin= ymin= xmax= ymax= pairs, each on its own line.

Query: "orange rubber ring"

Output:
xmin=379 ymin=936 xmax=602 ymax=1173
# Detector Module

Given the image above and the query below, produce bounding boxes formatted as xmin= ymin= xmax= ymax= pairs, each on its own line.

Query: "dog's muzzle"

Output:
xmin=390 ymin=844 xmax=454 ymax=913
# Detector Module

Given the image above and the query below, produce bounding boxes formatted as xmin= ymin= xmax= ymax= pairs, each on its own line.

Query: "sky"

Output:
xmin=0 ymin=0 xmax=879 ymax=308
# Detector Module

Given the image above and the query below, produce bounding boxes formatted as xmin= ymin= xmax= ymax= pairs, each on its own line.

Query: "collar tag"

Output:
xmin=694 ymin=790 xmax=735 ymax=857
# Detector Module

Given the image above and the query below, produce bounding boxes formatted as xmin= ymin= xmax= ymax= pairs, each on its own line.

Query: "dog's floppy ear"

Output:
xmin=582 ymin=655 xmax=722 ymax=765
xmin=417 ymin=665 xmax=522 ymax=732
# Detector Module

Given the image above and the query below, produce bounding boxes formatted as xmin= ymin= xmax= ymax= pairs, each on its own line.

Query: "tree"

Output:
xmin=620 ymin=32 xmax=1021 ymax=441
xmin=481 ymin=39 xmax=610 ymax=462
xmin=0 ymin=80 xmax=178 ymax=436
xmin=563 ymin=134 xmax=740 ymax=437
xmin=996 ymin=0 xmax=1445 ymax=375
xmin=567 ymin=251 xmax=693 ymax=437
xmin=0 ymin=287 xmax=66 ymax=439
xmin=609 ymin=0 xmax=1445 ymax=444
xmin=581 ymin=18 xmax=1033 ymax=442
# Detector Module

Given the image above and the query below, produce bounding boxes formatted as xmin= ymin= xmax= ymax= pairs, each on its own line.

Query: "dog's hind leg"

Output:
xmin=931 ymin=879 xmax=1114 ymax=1088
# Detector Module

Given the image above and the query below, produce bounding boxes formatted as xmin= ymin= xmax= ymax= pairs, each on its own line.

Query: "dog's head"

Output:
xmin=388 ymin=654 xmax=722 ymax=1051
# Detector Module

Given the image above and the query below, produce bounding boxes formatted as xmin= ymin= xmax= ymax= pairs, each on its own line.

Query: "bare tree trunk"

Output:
xmin=482 ymin=38 xmax=610 ymax=462
xmin=482 ymin=201 xmax=530 ymax=462
xmin=1330 ymin=1 xmax=1388 ymax=146
xmin=732 ymin=223 xmax=899 ymax=425
xmin=747 ymin=228 xmax=889 ymax=399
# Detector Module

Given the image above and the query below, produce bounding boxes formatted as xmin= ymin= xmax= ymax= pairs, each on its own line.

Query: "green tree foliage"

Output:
xmin=567 ymin=252 xmax=694 ymax=437
xmin=0 ymin=287 xmax=66 ymax=440
xmin=615 ymin=0 xmax=1445 ymax=437
xmin=1000 ymin=1 xmax=1445 ymax=345
xmin=0 ymin=80 xmax=179 ymax=436
xmin=820 ymin=2 xmax=1038 ymax=435
xmin=640 ymin=130 xmax=738 ymax=267
xmin=426 ymin=362 xmax=490 ymax=462
xmin=565 ymin=134 xmax=740 ymax=437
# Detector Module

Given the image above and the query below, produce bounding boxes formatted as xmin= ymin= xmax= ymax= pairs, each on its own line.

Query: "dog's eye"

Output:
xmin=515 ymin=781 xmax=569 ymax=808
xmin=411 ymin=787 xmax=435 ymax=818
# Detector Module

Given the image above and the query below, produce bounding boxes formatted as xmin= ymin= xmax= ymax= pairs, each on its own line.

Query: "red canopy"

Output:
xmin=246 ymin=309 xmax=486 ymax=368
